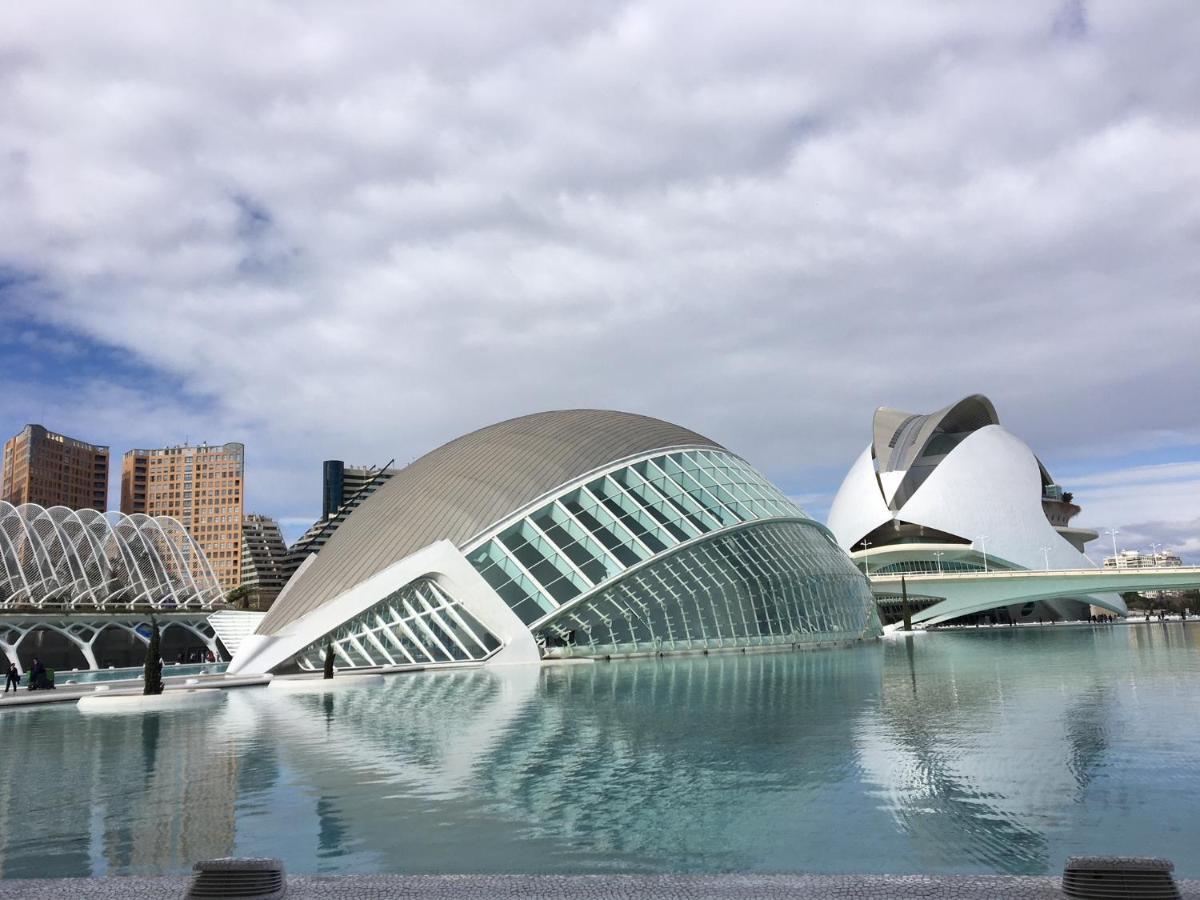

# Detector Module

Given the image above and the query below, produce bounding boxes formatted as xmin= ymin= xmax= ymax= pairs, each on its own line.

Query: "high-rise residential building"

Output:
xmin=1 ymin=424 xmax=109 ymax=511
xmin=321 ymin=459 xmax=395 ymax=520
xmin=281 ymin=460 xmax=397 ymax=584
xmin=241 ymin=513 xmax=289 ymax=610
xmin=121 ymin=442 xmax=245 ymax=591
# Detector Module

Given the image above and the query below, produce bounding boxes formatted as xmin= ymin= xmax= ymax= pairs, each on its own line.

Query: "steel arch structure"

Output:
xmin=0 ymin=501 xmax=222 ymax=611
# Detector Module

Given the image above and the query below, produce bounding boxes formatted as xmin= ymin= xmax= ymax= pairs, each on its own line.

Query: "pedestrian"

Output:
xmin=4 ymin=662 xmax=18 ymax=693
xmin=29 ymin=656 xmax=46 ymax=690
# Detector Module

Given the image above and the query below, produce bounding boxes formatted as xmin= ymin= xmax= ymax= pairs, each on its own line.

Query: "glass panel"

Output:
xmin=292 ymin=577 xmax=504 ymax=669
xmin=561 ymin=493 xmax=644 ymax=567
xmin=535 ymin=520 xmax=875 ymax=656
xmin=532 ymin=508 xmax=610 ymax=584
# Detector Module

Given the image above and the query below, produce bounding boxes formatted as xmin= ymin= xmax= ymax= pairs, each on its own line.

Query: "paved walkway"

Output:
xmin=0 ymin=873 xmax=1197 ymax=899
xmin=0 ymin=672 xmax=270 ymax=708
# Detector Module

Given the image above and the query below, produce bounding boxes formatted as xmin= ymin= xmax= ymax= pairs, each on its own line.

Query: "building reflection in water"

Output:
xmin=237 ymin=650 xmax=885 ymax=874
xmin=2 ymin=625 xmax=1199 ymax=878
xmin=856 ymin=630 xmax=1117 ymax=874
xmin=0 ymin=705 xmax=237 ymax=878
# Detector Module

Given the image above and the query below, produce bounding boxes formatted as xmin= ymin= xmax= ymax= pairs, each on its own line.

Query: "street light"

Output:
xmin=861 ymin=540 xmax=872 ymax=577
xmin=933 ymin=551 xmax=944 ymax=575
xmin=1105 ymin=527 xmax=1120 ymax=564
xmin=1040 ymin=546 xmax=1051 ymax=571
xmin=1151 ymin=542 xmax=1162 ymax=564
xmin=975 ymin=535 xmax=989 ymax=573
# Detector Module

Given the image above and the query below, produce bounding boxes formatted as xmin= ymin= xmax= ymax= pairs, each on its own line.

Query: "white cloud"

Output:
xmin=0 ymin=0 xmax=1198 ymax=545
xmin=1052 ymin=461 xmax=1200 ymax=562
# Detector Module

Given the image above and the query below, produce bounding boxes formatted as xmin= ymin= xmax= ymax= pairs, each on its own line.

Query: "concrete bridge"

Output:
xmin=869 ymin=566 xmax=1200 ymax=627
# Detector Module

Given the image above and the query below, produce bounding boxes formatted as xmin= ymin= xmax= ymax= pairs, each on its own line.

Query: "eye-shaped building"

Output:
xmin=229 ymin=410 xmax=879 ymax=674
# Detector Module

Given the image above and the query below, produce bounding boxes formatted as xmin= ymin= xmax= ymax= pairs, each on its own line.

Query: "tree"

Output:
xmin=323 ymin=643 xmax=335 ymax=680
xmin=226 ymin=584 xmax=251 ymax=610
xmin=144 ymin=616 xmax=164 ymax=695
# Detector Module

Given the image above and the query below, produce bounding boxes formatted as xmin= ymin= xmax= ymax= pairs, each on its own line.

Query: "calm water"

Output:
xmin=3 ymin=624 xmax=1199 ymax=879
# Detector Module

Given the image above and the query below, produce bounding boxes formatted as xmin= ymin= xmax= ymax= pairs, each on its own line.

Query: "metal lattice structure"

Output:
xmin=0 ymin=501 xmax=223 ymax=611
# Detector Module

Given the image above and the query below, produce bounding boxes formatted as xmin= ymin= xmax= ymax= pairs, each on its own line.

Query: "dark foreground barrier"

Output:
xmin=1063 ymin=856 xmax=1179 ymax=899
xmin=187 ymin=857 xmax=286 ymax=900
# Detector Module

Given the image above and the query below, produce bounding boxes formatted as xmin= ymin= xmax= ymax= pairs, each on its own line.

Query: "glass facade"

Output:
xmin=288 ymin=448 xmax=876 ymax=671
xmin=539 ymin=520 xmax=876 ymax=655
xmin=466 ymin=449 xmax=808 ymax=626
xmin=462 ymin=448 xmax=875 ymax=656
xmin=294 ymin=577 xmax=501 ymax=671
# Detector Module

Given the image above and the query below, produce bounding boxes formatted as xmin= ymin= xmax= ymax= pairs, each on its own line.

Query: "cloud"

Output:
xmin=1055 ymin=461 xmax=1200 ymax=562
xmin=0 ymin=1 xmax=1197 ymax=549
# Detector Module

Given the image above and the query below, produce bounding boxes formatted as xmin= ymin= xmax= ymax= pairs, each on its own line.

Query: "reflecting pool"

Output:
xmin=3 ymin=623 xmax=1200 ymax=879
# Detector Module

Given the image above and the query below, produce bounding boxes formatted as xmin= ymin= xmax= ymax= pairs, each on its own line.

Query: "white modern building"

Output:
xmin=230 ymin=410 xmax=880 ymax=675
xmin=1104 ymin=548 xmax=1186 ymax=601
xmin=826 ymin=394 xmax=1127 ymax=625
xmin=1103 ymin=549 xmax=1183 ymax=569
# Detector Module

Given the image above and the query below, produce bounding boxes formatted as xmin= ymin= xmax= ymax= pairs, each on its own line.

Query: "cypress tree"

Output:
xmin=144 ymin=616 xmax=164 ymax=695
xmin=323 ymin=643 xmax=335 ymax=679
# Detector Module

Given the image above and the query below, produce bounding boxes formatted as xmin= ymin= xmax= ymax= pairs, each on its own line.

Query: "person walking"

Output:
xmin=29 ymin=657 xmax=46 ymax=690
xmin=4 ymin=662 xmax=18 ymax=693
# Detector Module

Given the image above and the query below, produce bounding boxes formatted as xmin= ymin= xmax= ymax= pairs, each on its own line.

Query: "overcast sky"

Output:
xmin=1 ymin=1 xmax=1197 ymax=559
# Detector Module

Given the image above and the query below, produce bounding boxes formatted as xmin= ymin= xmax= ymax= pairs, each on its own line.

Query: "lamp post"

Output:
xmin=1151 ymin=542 xmax=1162 ymax=565
xmin=975 ymin=535 xmax=989 ymax=573
xmin=861 ymin=540 xmax=872 ymax=578
xmin=933 ymin=551 xmax=944 ymax=575
xmin=1040 ymin=546 xmax=1051 ymax=571
xmin=1105 ymin=527 xmax=1120 ymax=564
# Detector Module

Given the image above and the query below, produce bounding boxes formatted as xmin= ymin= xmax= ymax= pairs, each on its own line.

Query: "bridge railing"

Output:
xmin=869 ymin=566 xmax=1200 ymax=581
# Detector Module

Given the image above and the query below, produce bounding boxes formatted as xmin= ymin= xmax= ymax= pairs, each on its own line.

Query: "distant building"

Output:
xmin=321 ymin=460 xmax=393 ymax=519
xmin=1104 ymin=549 xmax=1185 ymax=600
xmin=1 ymin=424 xmax=109 ymax=511
xmin=281 ymin=461 xmax=397 ymax=585
xmin=121 ymin=442 xmax=245 ymax=591
xmin=1103 ymin=549 xmax=1183 ymax=569
xmin=241 ymin=514 xmax=289 ymax=610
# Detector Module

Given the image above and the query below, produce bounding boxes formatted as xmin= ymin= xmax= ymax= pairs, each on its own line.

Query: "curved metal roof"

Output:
xmin=259 ymin=409 xmax=723 ymax=635
xmin=871 ymin=394 xmax=999 ymax=474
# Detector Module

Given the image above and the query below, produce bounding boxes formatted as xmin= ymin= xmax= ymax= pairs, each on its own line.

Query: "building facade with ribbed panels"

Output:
xmin=121 ymin=442 xmax=245 ymax=591
xmin=1 ymin=424 xmax=109 ymax=512
xmin=229 ymin=410 xmax=879 ymax=676
xmin=241 ymin=513 xmax=289 ymax=609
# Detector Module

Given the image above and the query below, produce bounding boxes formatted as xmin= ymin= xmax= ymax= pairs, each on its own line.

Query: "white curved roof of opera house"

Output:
xmin=826 ymin=393 xmax=1126 ymax=622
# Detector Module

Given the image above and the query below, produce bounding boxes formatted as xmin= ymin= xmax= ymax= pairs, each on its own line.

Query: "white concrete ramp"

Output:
xmin=208 ymin=609 xmax=267 ymax=657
